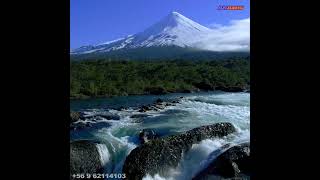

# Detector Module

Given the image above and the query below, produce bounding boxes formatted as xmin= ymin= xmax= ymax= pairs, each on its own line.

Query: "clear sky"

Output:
xmin=71 ymin=0 xmax=250 ymax=49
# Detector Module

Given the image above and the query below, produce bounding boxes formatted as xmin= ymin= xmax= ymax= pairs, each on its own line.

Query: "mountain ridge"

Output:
xmin=71 ymin=12 xmax=249 ymax=60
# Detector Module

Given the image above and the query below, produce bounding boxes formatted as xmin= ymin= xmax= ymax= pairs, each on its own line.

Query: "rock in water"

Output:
xmin=70 ymin=140 xmax=104 ymax=180
xmin=122 ymin=122 xmax=236 ymax=180
xmin=70 ymin=111 xmax=82 ymax=123
xmin=139 ymin=129 xmax=159 ymax=144
xmin=155 ymin=98 xmax=163 ymax=104
xmin=97 ymin=112 xmax=120 ymax=120
xmin=193 ymin=142 xmax=250 ymax=180
xmin=138 ymin=105 xmax=153 ymax=112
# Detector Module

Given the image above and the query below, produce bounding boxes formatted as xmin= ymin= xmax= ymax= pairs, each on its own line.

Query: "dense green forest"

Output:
xmin=70 ymin=58 xmax=250 ymax=99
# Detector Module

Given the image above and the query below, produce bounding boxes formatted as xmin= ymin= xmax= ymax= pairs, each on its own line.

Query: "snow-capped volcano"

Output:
xmin=71 ymin=12 xmax=249 ymax=55
xmin=131 ymin=11 xmax=211 ymax=48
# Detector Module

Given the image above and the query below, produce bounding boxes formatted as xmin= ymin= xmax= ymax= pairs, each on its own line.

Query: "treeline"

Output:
xmin=70 ymin=58 xmax=250 ymax=99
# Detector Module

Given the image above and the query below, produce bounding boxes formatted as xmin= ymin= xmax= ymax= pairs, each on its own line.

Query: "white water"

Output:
xmin=96 ymin=143 xmax=110 ymax=166
xmin=71 ymin=92 xmax=250 ymax=179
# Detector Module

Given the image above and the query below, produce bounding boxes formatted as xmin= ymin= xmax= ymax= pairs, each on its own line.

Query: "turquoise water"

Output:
xmin=70 ymin=92 xmax=227 ymax=111
xmin=70 ymin=92 xmax=250 ymax=179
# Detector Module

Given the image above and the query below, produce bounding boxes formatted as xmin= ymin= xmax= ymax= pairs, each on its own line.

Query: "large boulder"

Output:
xmin=70 ymin=140 xmax=105 ymax=180
xmin=193 ymin=142 xmax=250 ymax=180
xmin=122 ymin=123 xmax=236 ymax=180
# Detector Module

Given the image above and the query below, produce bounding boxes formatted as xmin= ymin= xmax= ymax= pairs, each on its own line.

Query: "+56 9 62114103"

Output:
xmin=71 ymin=173 xmax=126 ymax=179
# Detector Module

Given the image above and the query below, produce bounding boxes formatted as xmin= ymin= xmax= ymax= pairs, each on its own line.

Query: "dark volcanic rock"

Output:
xmin=138 ymin=129 xmax=160 ymax=144
xmin=122 ymin=122 xmax=236 ymax=180
xmin=70 ymin=140 xmax=103 ymax=180
xmin=193 ymin=142 xmax=250 ymax=180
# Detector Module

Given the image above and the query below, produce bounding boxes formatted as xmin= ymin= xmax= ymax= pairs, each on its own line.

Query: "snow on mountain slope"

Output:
xmin=71 ymin=12 xmax=249 ymax=55
xmin=130 ymin=11 xmax=211 ymax=48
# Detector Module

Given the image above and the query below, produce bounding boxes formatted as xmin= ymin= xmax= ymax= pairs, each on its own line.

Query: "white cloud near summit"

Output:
xmin=193 ymin=18 xmax=250 ymax=52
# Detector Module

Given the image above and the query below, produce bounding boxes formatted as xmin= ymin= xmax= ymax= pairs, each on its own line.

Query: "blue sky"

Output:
xmin=71 ymin=0 xmax=250 ymax=49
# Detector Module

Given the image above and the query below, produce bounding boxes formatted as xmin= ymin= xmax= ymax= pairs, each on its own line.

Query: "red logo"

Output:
xmin=217 ymin=5 xmax=245 ymax=10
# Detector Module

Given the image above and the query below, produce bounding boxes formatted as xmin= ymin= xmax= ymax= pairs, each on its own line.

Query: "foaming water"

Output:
xmin=93 ymin=121 xmax=138 ymax=173
xmin=170 ymin=139 xmax=226 ymax=179
xmin=143 ymin=174 xmax=172 ymax=180
xmin=190 ymin=92 xmax=250 ymax=106
xmin=96 ymin=143 xmax=110 ymax=166
xmin=70 ymin=92 xmax=250 ymax=179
